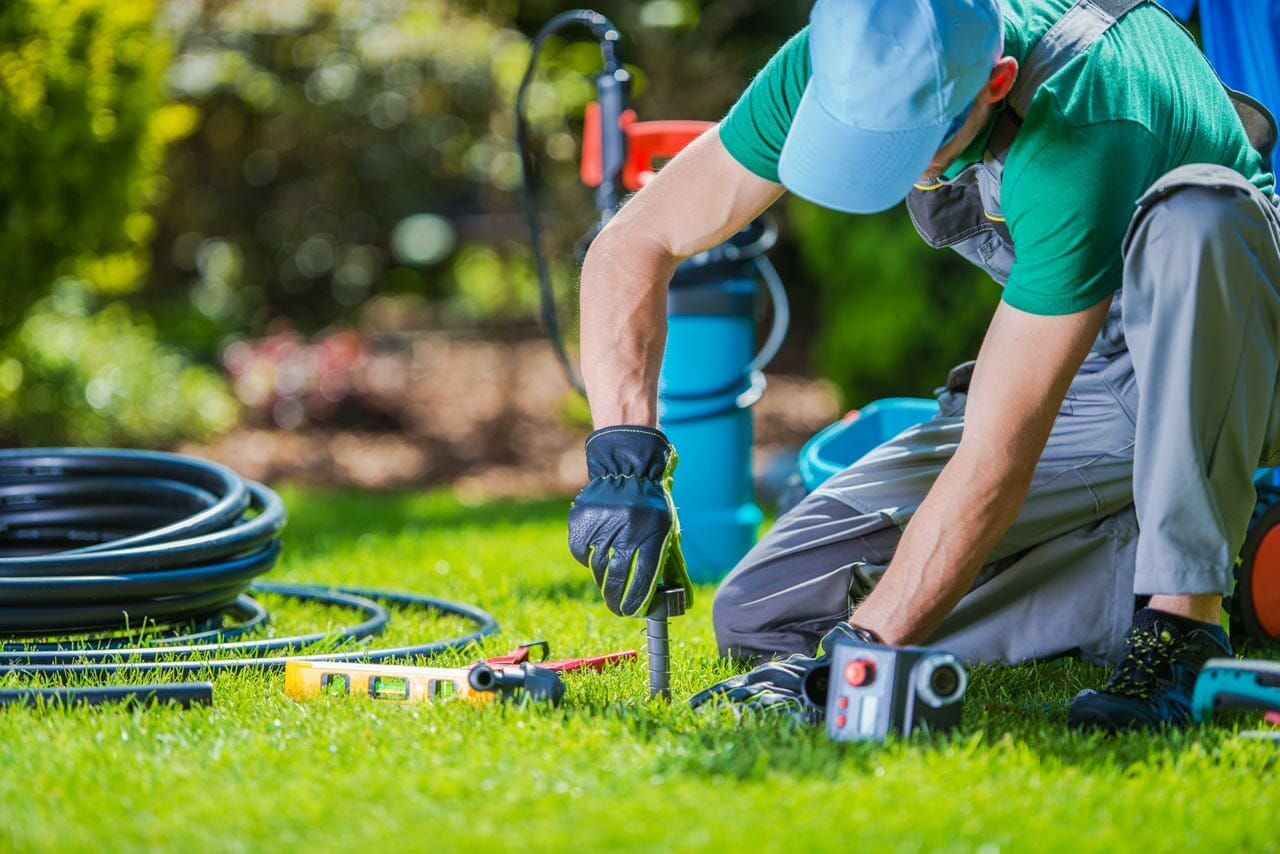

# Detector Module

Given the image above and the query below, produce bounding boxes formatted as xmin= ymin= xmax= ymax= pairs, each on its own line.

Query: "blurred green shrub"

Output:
xmin=0 ymin=0 xmax=196 ymax=322
xmin=788 ymin=199 xmax=1001 ymax=406
xmin=150 ymin=0 xmax=808 ymax=348
xmin=0 ymin=0 xmax=230 ymax=446
xmin=0 ymin=283 xmax=238 ymax=445
xmin=153 ymin=0 xmax=562 ymax=345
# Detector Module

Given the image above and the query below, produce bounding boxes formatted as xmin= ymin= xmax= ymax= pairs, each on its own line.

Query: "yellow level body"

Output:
xmin=284 ymin=660 xmax=492 ymax=705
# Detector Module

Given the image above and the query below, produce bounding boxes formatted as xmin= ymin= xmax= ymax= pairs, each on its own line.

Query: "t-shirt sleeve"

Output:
xmin=718 ymin=28 xmax=812 ymax=184
xmin=1001 ymin=118 xmax=1167 ymax=315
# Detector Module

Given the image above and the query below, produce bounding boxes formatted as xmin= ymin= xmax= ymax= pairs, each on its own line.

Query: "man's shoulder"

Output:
xmin=1012 ymin=0 xmax=1211 ymax=133
xmin=718 ymin=28 xmax=811 ymax=184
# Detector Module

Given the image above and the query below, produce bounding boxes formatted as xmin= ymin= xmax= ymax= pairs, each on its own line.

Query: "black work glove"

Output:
xmin=568 ymin=425 xmax=693 ymax=618
xmin=687 ymin=623 xmax=871 ymax=724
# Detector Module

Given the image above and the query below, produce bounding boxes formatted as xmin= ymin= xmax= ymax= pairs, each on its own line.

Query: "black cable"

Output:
xmin=516 ymin=10 xmax=623 ymax=396
xmin=0 ymin=449 xmax=501 ymax=685
xmin=0 ymin=448 xmax=284 ymax=633
xmin=0 ymin=683 xmax=214 ymax=708
xmin=0 ymin=584 xmax=500 ymax=679
xmin=8 ymin=595 xmax=269 ymax=652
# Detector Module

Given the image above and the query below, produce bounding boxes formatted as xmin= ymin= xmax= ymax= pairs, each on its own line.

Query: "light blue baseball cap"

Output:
xmin=778 ymin=0 xmax=1005 ymax=214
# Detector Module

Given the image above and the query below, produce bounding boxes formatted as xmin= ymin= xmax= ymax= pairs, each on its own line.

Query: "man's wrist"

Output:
xmin=847 ymin=607 xmax=900 ymax=644
xmin=820 ymin=621 xmax=886 ymax=656
xmin=587 ymin=406 xmax=658 ymax=429
xmin=843 ymin=622 xmax=883 ymax=645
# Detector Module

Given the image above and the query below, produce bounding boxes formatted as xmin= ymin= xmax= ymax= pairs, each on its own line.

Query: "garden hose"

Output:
xmin=516 ymin=9 xmax=624 ymax=395
xmin=0 ymin=449 xmax=499 ymax=693
xmin=0 ymin=683 xmax=214 ymax=708
xmin=515 ymin=11 xmax=791 ymax=407
xmin=0 ymin=448 xmax=284 ymax=633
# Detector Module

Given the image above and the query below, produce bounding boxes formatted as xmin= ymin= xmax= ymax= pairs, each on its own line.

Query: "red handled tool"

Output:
xmin=580 ymin=102 xmax=712 ymax=192
xmin=484 ymin=640 xmax=637 ymax=672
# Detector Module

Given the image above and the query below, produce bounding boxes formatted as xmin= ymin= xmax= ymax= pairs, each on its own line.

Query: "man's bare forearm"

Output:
xmin=850 ymin=445 xmax=1033 ymax=644
xmin=848 ymin=297 xmax=1111 ymax=646
xmin=575 ymin=131 xmax=784 ymax=429
xmin=579 ymin=228 xmax=678 ymax=427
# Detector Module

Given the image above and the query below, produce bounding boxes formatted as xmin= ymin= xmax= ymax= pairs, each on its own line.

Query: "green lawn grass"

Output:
xmin=1 ymin=487 xmax=1277 ymax=852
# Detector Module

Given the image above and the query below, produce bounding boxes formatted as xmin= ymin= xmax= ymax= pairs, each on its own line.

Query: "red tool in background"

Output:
xmin=579 ymin=102 xmax=712 ymax=192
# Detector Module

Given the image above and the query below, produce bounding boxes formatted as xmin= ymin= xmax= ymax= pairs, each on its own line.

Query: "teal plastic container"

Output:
xmin=659 ymin=276 xmax=763 ymax=583
xmin=798 ymin=398 xmax=940 ymax=492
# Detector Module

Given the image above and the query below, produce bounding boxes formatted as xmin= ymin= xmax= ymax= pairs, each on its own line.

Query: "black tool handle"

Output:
xmin=469 ymin=663 xmax=566 ymax=706
xmin=594 ymin=63 xmax=631 ymax=219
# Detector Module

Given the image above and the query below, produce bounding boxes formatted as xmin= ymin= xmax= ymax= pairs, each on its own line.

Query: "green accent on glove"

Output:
xmin=568 ymin=425 xmax=694 ymax=618
xmin=619 ymin=446 xmax=692 ymax=615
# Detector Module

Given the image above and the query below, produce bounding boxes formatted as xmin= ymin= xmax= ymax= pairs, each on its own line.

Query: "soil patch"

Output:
xmin=182 ymin=333 xmax=840 ymax=499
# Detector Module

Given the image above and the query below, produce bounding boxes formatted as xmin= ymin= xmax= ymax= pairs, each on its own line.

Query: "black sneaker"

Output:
xmin=1067 ymin=607 xmax=1232 ymax=733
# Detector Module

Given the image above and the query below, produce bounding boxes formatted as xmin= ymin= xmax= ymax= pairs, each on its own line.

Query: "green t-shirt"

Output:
xmin=719 ymin=0 xmax=1275 ymax=316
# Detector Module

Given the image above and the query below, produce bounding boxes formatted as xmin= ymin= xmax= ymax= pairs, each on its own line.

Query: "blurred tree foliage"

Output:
xmin=155 ymin=0 xmax=536 ymax=345
xmin=151 ymin=1 xmax=808 ymax=341
xmin=0 ymin=0 xmax=178 ymax=327
xmin=153 ymin=0 xmax=994 ymax=409
xmin=0 ymin=0 xmax=237 ymax=445
xmin=5 ymin=285 xmax=238 ymax=446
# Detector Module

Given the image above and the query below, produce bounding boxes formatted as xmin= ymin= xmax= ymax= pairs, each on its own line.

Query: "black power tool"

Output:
xmin=823 ymin=637 xmax=968 ymax=741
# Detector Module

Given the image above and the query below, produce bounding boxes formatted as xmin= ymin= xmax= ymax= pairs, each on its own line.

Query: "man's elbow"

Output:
xmin=583 ymin=219 xmax=677 ymax=282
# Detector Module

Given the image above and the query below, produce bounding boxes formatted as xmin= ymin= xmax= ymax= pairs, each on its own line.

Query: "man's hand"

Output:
xmin=568 ymin=425 xmax=693 ymax=617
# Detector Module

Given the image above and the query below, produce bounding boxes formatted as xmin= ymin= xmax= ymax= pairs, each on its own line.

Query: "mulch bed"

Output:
xmin=181 ymin=334 xmax=840 ymax=499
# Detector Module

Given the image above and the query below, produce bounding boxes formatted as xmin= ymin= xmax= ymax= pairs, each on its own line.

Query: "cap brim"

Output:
xmin=778 ymin=85 xmax=950 ymax=214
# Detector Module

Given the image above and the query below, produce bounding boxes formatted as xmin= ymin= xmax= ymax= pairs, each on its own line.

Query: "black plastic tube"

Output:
xmin=0 ymin=584 xmax=500 ymax=678
xmin=0 ymin=683 xmax=214 ymax=709
xmin=0 ymin=449 xmax=501 ymax=683
xmin=0 ymin=449 xmax=284 ymax=632
xmin=515 ymin=9 xmax=624 ymax=395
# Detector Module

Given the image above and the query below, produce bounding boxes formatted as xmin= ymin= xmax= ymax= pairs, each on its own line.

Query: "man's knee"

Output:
xmin=708 ymin=490 xmax=903 ymax=661
xmin=711 ymin=573 xmax=762 ymax=661
xmin=711 ymin=554 xmax=819 ymax=662
xmin=711 ymin=563 xmax=851 ymax=663
xmin=1124 ymin=164 xmax=1263 ymax=275
xmin=710 ymin=575 xmax=738 ymax=640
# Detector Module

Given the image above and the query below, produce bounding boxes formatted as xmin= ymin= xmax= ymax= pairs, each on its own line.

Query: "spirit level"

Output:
xmin=284 ymin=641 xmax=636 ymax=707
xmin=285 ymin=660 xmax=497 ymax=705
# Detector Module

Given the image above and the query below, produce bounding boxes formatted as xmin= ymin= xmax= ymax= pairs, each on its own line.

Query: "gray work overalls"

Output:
xmin=712 ymin=0 xmax=1280 ymax=665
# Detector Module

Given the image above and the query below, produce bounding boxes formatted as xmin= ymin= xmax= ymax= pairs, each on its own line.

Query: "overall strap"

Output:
xmin=1226 ymin=88 xmax=1278 ymax=171
xmin=988 ymin=0 xmax=1147 ymax=171
xmin=1007 ymin=0 xmax=1148 ymax=118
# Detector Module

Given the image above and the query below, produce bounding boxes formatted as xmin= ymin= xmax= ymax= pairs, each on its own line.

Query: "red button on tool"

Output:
xmin=844 ymin=658 xmax=876 ymax=687
xmin=837 ymin=696 xmax=849 ymax=710
xmin=835 ymin=715 xmax=847 ymax=728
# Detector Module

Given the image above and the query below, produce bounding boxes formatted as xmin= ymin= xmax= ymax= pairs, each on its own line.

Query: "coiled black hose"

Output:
xmin=0 ymin=449 xmax=499 ymax=682
xmin=0 ymin=448 xmax=284 ymax=632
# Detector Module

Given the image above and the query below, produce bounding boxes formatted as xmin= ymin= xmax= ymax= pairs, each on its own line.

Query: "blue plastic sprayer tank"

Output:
xmin=658 ymin=223 xmax=777 ymax=583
